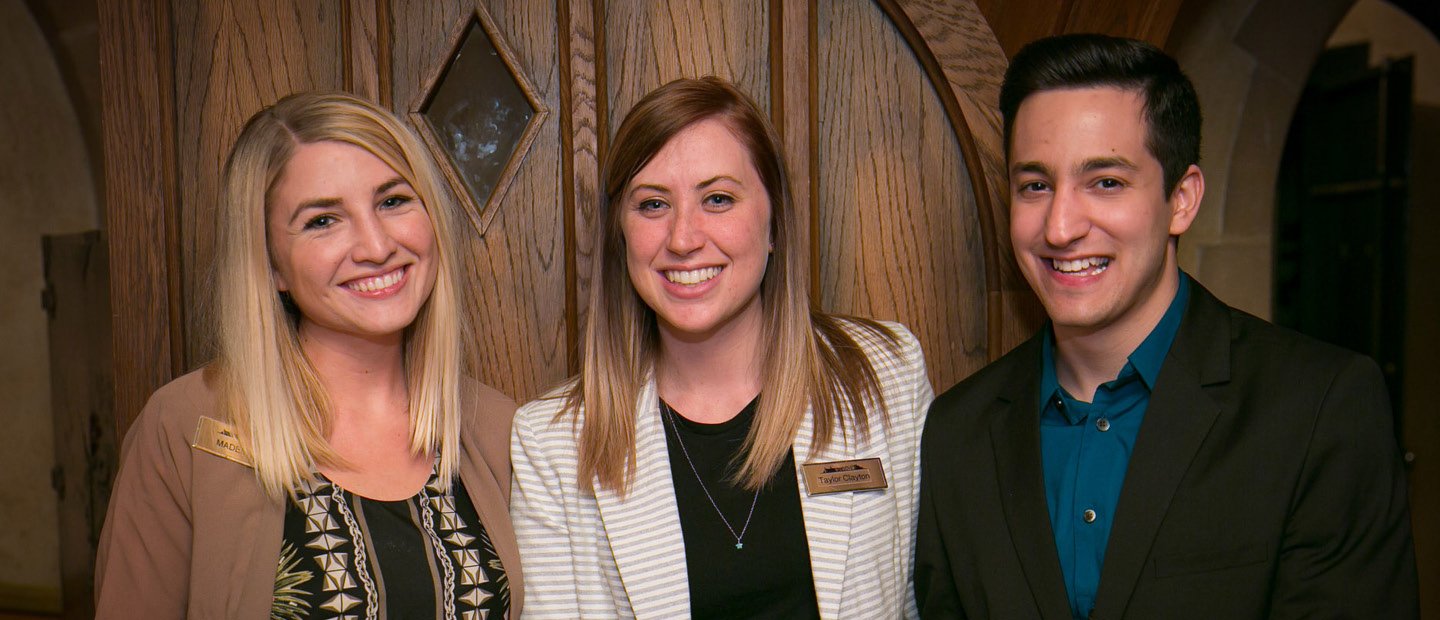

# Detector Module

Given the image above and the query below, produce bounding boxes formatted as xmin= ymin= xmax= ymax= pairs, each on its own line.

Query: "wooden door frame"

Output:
xmin=100 ymin=0 xmax=181 ymax=441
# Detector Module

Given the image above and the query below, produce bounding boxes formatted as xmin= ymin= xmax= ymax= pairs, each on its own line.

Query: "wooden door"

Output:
xmin=101 ymin=0 xmax=1039 ymax=438
xmin=1275 ymin=43 xmax=1412 ymax=430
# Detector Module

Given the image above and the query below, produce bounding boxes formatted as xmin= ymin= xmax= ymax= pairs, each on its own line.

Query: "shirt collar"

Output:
xmin=1129 ymin=273 xmax=1190 ymax=389
xmin=1040 ymin=271 xmax=1191 ymax=403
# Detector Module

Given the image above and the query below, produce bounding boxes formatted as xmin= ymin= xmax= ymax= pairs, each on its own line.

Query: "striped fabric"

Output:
xmin=511 ymin=320 xmax=934 ymax=619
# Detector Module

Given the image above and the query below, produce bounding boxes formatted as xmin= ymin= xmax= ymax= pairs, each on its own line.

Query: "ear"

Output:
xmin=1168 ymin=164 xmax=1204 ymax=236
xmin=273 ymin=267 xmax=290 ymax=293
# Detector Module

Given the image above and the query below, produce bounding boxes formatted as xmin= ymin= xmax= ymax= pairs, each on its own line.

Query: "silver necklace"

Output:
xmin=660 ymin=400 xmax=760 ymax=550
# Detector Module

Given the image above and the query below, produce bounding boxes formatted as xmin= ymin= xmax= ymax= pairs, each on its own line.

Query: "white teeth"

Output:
xmin=347 ymin=268 xmax=404 ymax=292
xmin=664 ymin=266 xmax=722 ymax=285
xmin=1051 ymin=257 xmax=1109 ymax=274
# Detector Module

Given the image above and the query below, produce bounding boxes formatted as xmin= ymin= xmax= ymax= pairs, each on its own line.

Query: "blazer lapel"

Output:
xmin=593 ymin=379 xmax=692 ymax=619
xmin=989 ymin=337 xmax=1073 ymax=620
xmin=189 ymin=440 xmax=284 ymax=619
xmin=1091 ymin=286 xmax=1229 ymax=618
xmin=794 ymin=404 xmax=856 ymax=619
xmin=459 ymin=428 xmax=524 ymax=617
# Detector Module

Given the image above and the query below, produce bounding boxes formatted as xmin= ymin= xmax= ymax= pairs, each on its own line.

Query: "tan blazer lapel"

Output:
xmin=188 ymin=434 xmax=283 ymax=619
xmin=459 ymin=406 xmax=525 ymax=618
xmin=593 ymin=379 xmax=692 ymax=618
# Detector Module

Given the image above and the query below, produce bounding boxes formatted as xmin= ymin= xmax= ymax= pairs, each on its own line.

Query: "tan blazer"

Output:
xmin=95 ymin=367 xmax=524 ymax=619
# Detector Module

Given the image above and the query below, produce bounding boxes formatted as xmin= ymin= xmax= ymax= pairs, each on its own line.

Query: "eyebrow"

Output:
xmin=627 ymin=174 xmax=745 ymax=199
xmin=287 ymin=176 xmax=410 ymax=225
xmin=1011 ymin=161 xmax=1052 ymax=177
xmin=696 ymin=175 xmax=741 ymax=190
xmin=374 ymin=177 xmax=407 ymax=195
xmin=1076 ymin=156 xmax=1139 ymax=174
xmin=1009 ymin=157 xmax=1140 ymax=179
xmin=628 ymin=182 xmax=669 ymax=198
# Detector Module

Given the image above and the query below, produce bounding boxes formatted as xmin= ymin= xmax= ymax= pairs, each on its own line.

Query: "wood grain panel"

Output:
xmin=172 ymin=0 xmax=346 ymax=366
xmin=561 ymin=0 xmax=600 ymax=373
xmin=975 ymin=0 xmax=1185 ymax=59
xmin=816 ymin=0 xmax=989 ymax=389
xmin=391 ymin=1 xmax=567 ymax=401
xmin=888 ymin=0 xmax=1045 ymax=358
xmin=344 ymin=0 xmax=381 ymax=101
xmin=605 ymin=0 xmax=770 ymax=129
xmin=773 ymin=0 xmax=817 ymax=302
xmin=974 ymin=0 xmax=1072 ymax=59
xmin=1063 ymin=0 xmax=1185 ymax=49
xmin=100 ymin=0 xmax=177 ymax=438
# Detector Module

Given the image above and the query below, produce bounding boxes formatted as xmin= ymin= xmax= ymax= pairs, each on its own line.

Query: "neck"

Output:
xmin=1052 ymin=267 xmax=1180 ymax=401
xmin=654 ymin=299 xmax=765 ymax=424
xmin=297 ymin=322 xmax=409 ymax=422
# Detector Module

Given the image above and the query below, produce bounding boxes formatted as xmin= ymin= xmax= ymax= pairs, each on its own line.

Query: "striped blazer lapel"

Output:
xmin=795 ymin=406 xmax=857 ymax=619
xmin=593 ymin=379 xmax=693 ymax=619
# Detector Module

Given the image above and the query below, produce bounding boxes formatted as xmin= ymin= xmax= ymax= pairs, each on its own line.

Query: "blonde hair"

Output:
xmin=570 ymin=76 xmax=898 ymax=493
xmin=213 ymin=91 xmax=467 ymax=501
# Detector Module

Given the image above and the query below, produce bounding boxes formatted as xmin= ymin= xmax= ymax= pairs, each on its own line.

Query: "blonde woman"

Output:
xmin=512 ymin=77 xmax=934 ymax=618
xmin=96 ymin=92 xmax=521 ymax=618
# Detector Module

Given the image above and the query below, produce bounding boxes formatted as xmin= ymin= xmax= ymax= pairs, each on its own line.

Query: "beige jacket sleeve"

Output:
xmin=94 ymin=371 xmax=208 ymax=619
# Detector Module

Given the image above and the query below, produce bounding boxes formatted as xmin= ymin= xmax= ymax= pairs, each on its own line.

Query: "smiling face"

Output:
xmin=621 ymin=117 xmax=772 ymax=344
xmin=1008 ymin=87 xmax=1202 ymax=343
xmin=267 ymin=140 xmax=437 ymax=345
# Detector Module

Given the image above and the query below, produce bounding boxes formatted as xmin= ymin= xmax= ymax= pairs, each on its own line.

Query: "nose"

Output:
xmin=351 ymin=211 xmax=399 ymax=264
xmin=1043 ymin=186 xmax=1089 ymax=248
xmin=665 ymin=204 xmax=705 ymax=256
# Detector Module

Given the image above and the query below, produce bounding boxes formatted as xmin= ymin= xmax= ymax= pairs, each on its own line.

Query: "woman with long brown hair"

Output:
xmin=512 ymin=76 xmax=933 ymax=618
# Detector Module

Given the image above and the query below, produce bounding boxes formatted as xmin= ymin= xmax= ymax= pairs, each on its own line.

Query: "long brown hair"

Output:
xmin=567 ymin=76 xmax=897 ymax=493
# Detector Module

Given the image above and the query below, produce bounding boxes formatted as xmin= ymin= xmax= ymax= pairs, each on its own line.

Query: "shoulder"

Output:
xmin=125 ymin=367 xmax=223 ymax=453
xmin=828 ymin=316 xmax=924 ymax=368
xmin=933 ymin=332 xmax=1038 ymax=411
xmin=460 ymin=377 xmax=518 ymax=442
xmin=1230 ymin=308 xmax=1368 ymax=371
xmin=459 ymin=377 xmax=519 ymax=468
xmin=513 ymin=379 xmax=582 ymax=448
xmin=1187 ymin=290 xmax=1382 ymax=391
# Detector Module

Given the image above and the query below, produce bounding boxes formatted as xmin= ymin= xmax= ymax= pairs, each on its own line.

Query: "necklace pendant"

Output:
xmin=735 ymin=542 xmax=744 ymax=550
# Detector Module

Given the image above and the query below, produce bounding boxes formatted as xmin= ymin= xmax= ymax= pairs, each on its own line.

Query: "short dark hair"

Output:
xmin=1000 ymin=33 xmax=1202 ymax=195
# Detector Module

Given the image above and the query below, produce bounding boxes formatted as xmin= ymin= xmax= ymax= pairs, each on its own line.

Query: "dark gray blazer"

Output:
xmin=914 ymin=281 xmax=1417 ymax=619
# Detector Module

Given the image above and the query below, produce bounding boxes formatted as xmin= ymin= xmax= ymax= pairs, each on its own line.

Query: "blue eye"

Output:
xmin=703 ymin=193 xmax=735 ymax=209
xmin=303 ymin=214 xmax=337 ymax=230
xmin=637 ymin=199 xmax=667 ymax=213
xmin=380 ymin=194 xmax=413 ymax=209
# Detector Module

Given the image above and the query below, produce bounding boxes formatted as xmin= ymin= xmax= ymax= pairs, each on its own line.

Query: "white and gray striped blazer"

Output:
xmin=510 ymin=320 xmax=934 ymax=619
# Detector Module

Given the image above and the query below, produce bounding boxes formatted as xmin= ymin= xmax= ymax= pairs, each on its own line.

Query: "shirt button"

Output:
xmin=1083 ymin=509 xmax=1097 ymax=523
xmin=1096 ymin=417 xmax=1111 ymax=432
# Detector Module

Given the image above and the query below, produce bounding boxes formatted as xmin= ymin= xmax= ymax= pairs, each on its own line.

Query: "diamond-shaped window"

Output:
xmin=412 ymin=6 xmax=547 ymax=235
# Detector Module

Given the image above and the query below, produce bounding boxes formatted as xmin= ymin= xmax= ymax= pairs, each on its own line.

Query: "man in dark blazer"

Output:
xmin=914 ymin=34 xmax=1418 ymax=619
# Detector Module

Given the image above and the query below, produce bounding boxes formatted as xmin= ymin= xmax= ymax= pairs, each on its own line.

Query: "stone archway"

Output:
xmin=1165 ymin=0 xmax=1357 ymax=319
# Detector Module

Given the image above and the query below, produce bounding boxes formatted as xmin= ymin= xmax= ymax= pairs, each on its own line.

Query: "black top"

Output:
xmin=276 ymin=468 xmax=509 ymax=619
xmin=661 ymin=397 xmax=821 ymax=620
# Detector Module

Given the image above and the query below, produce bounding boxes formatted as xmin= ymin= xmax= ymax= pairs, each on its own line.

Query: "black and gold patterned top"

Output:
xmin=272 ymin=466 xmax=508 ymax=619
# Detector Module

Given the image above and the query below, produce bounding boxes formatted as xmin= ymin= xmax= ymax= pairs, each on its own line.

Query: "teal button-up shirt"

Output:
xmin=1039 ymin=273 xmax=1190 ymax=620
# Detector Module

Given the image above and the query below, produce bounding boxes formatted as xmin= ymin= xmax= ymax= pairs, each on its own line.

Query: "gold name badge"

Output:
xmin=191 ymin=416 xmax=254 ymax=468
xmin=801 ymin=458 xmax=887 ymax=495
